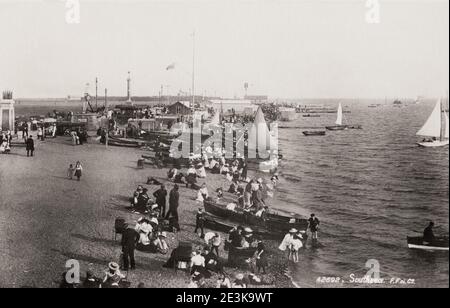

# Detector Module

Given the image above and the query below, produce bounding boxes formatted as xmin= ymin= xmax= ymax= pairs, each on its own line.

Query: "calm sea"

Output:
xmin=274 ymin=99 xmax=449 ymax=288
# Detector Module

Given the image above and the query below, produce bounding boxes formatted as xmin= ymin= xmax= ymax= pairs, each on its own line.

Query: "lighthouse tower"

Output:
xmin=126 ymin=71 xmax=133 ymax=104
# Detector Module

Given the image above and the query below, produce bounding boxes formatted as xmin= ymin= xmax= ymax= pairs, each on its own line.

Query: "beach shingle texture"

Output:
xmin=0 ymin=137 xmax=294 ymax=288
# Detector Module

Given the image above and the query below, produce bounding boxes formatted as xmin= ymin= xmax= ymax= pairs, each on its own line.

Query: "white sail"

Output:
xmin=445 ymin=111 xmax=449 ymax=139
xmin=416 ymin=100 xmax=442 ymax=138
xmin=248 ymin=107 xmax=278 ymax=157
xmin=335 ymin=103 xmax=343 ymax=125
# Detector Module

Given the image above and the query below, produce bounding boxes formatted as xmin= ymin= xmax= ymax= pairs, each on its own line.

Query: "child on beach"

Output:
xmin=67 ymin=164 xmax=75 ymax=179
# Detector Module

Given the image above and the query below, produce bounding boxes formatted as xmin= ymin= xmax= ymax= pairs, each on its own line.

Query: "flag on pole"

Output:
xmin=166 ymin=63 xmax=176 ymax=70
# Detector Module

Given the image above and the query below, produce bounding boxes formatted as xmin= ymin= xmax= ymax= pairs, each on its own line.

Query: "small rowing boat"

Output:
xmin=302 ymin=130 xmax=326 ymax=136
xmin=407 ymin=236 xmax=449 ymax=251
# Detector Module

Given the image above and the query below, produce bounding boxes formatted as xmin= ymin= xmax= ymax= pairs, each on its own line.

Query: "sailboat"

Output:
xmin=247 ymin=107 xmax=280 ymax=172
xmin=416 ymin=99 xmax=449 ymax=147
xmin=325 ymin=103 xmax=348 ymax=131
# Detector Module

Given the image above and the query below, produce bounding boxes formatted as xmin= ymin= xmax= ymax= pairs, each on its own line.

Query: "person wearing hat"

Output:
xmin=308 ymin=214 xmax=320 ymax=243
xmin=194 ymin=208 xmax=205 ymax=238
xmin=165 ymin=184 xmax=181 ymax=231
xmin=153 ymin=231 xmax=169 ymax=254
xmin=121 ymin=223 xmax=139 ymax=271
xmin=153 ymin=184 xmax=168 ymax=218
xmin=26 ymin=135 xmax=34 ymax=157
xmin=255 ymin=240 xmax=268 ymax=274
xmin=103 ymin=262 xmax=125 ymax=286
xmin=186 ymin=165 xmax=198 ymax=188
xmin=135 ymin=188 xmax=150 ymax=214
xmin=279 ymin=228 xmax=297 ymax=260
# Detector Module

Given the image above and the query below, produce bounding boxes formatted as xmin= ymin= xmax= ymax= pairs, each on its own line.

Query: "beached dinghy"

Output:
xmin=407 ymin=236 xmax=449 ymax=251
xmin=302 ymin=130 xmax=326 ymax=136
xmin=416 ymin=99 xmax=449 ymax=148
xmin=203 ymin=199 xmax=308 ymax=234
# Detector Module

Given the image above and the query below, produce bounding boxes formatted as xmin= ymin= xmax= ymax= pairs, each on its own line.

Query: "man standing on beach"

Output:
xmin=26 ymin=135 xmax=35 ymax=157
xmin=121 ymin=224 xmax=138 ymax=271
xmin=165 ymin=184 xmax=180 ymax=231
xmin=153 ymin=184 xmax=168 ymax=218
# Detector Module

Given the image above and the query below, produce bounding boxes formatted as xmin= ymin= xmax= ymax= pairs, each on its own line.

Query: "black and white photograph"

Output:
xmin=0 ymin=0 xmax=448 ymax=291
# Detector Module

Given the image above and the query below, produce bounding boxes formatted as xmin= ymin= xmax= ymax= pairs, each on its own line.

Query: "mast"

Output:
xmin=191 ymin=31 xmax=195 ymax=108
xmin=105 ymin=88 xmax=108 ymax=148
xmin=95 ymin=77 xmax=98 ymax=111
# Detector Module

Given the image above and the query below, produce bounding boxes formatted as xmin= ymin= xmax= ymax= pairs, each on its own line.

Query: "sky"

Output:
xmin=0 ymin=0 xmax=448 ymax=99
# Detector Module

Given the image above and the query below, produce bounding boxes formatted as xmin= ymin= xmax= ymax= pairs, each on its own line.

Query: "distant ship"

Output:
xmin=416 ymin=99 xmax=449 ymax=147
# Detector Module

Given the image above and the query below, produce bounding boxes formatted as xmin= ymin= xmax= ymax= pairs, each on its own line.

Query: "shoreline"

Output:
xmin=0 ymin=136 xmax=303 ymax=288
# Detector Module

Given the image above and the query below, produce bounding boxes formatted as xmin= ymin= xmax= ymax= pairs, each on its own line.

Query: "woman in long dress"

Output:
xmin=74 ymin=161 xmax=83 ymax=181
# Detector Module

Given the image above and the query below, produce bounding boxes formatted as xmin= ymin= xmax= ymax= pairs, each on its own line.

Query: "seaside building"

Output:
xmin=168 ymin=101 xmax=192 ymax=116
xmin=0 ymin=91 xmax=15 ymax=131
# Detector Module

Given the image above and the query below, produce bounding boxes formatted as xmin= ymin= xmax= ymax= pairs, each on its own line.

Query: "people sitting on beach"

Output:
xmin=217 ymin=274 xmax=232 ymax=288
xmin=196 ymin=163 xmax=207 ymax=178
xmin=210 ymin=161 xmax=221 ymax=174
xmin=135 ymin=188 xmax=150 ymax=214
xmin=228 ymin=226 xmax=244 ymax=248
xmin=271 ymin=173 xmax=279 ymax=186
xmin=146 ymin=177 xmax=162 ymax=185
xmin=136 ymin=218 xmax=153 ymax=251
xmin=186 ymin=166 xmax=198 ymax=189
xmin=82 ymin=270 xmax=102 ymax=288
xmin=190 ymin=251 xmax=208 ymax=277
xmin=228 ymin=181 xmax=239 ymax=194
xmin=0 ymin=141 xmax=10 ymax=154
xmin=168 ymin=168 xmax=178 ymax=181
xmin=173 ymin=172 xmax=186 ymax=185
xmin=196 ymin=183 xmax=209 ymax=202
xmin=220 ymin=164 xmax=230 ymax=175
xmin=231 ymin=273 xmax=247 ymax=288
xmin=202 ymin=246 xmax=223 ymax=273
xmin=102 ymin=262 xmax=125 ymax=288
xmin=204 ymin=232 xmax=222 ymax=256
xmin=152 ymin=231 xmax=169 ymax=254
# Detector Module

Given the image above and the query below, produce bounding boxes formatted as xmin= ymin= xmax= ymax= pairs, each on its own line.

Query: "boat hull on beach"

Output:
xmin=407 ymin=236 xmax=449 ymax=251
xmin=203 ymin=200 xmax=308 ymax=235
xmin=203 ymin=213 xmax=283 ymax=239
